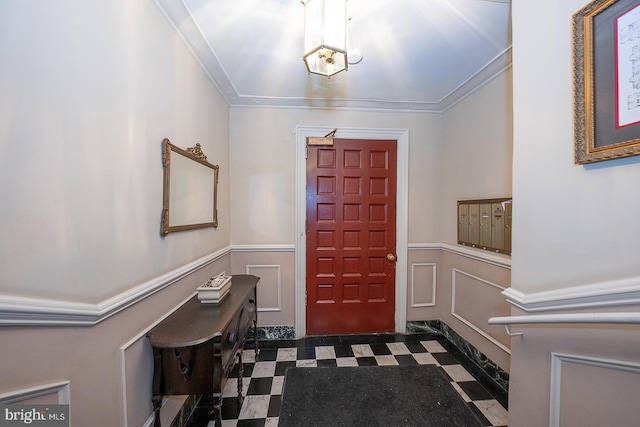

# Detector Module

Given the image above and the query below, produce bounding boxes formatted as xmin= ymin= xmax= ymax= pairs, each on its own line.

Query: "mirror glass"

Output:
xmin=162 ymin=138 xmax=218 ymax=236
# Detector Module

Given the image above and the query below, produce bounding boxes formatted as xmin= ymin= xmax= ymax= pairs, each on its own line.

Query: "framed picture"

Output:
xmin=573 ymin=0 xmax=640 ymax=164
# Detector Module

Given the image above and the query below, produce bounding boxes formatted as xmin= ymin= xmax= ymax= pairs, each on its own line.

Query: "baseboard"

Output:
xmin=407 ymin=320 xmax=509 ymax=408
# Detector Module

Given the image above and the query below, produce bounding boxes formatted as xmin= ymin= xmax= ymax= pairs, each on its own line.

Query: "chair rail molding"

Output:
xmin=0 ymin=246 xmax=231 ymax=326
xmin=408 ymin=243 xmax=512 ymax=269
xmin=502 ymin=275 xmax=640 ymax=313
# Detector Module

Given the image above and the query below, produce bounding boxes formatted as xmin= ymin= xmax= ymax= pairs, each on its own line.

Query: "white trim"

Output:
xmin=407 ymin=243 xmax=511 ymax=269
xmin=295 ymin=126 xmax=409 ymax=337
xmin=246 ymin=265 xmax=282 ymax=312
xmin=231 ymin=244 xmax=294 ymax=252
xmin=549 ymin=352 xmax=640 ymax=427
xmin=489 ymin=312 xmax=640 ymax=326
xmin=451 ymin=268 xmax=510 ymax=354
xmin=0 ymin=247 xmax=230 ymax=326
xmin=410 ymin=263 xmax=437 ymax=307
xmin=502 ymin=274 xmax=640 ymax=313
xmin=441 ymin=243 xmax=511 ymax=269
xmin=0 ymin=381 xmax=70 ymax=404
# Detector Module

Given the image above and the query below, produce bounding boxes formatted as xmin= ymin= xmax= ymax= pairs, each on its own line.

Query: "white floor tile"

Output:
xmin=271 ymin=376 xmax=284 ymax=395
xmin=412 ymin=352 xmax=438 ymax=365
xmin=386 ymin=342 xmax=411 ymax=355
xmin=242 ymin=349 xmax=256 ymax=363
xmin=296 ymin=359 xmax=317 ymax=367
xmin=276 ymin=348 xmax=297 ymax=361
xmin=474 ymin=400 xmax=509 ymax=426
xmin=375 ymin=355 xmax=399 ymax=366
xmin=421 ymin=340 xmax=446 ymax=353
xmin=336 ymin=357 xmax=359 ymax=367
xmin=442 ymin=364 xmax=475 ymax=382
xmin=351 ymin=344 xmax=374 ymax=357
xmin=315 ymin=345 xmax=336 ymax=359
xmin=265 ymin=417 xmax=279 ymax=427
xmin=238 ymin=395 xmax=271 ymax=419
xmin=251 ymin=361 xmax=276 ymax=378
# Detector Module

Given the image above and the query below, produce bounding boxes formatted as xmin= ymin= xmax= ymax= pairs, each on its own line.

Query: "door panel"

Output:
xmin=306 ymin=139 xmax=397 ymax=335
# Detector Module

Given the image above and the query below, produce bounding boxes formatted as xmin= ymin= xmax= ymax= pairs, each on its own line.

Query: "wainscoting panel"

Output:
xmin=550 ymin=353 xmax=640 ymax=427
xmin=246 ymin=265 xmax=282 ymax=312
xmin=0 ymin=381 xmax=70 ymax=405
xmin=451 ymin=268 xmax=510 ymax=354
xmin=411 ymin=263 xmax=436 ymax=307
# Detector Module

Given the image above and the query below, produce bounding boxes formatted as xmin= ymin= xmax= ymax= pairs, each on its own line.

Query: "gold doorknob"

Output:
xmin=387 ymin=253 xmax=396 ymax=262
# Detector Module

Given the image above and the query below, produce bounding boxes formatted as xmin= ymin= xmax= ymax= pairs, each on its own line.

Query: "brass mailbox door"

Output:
xmin=457 ymin=198 xmax=511 ymax=255
xmin=504 ymin=201 xmax=512 ymax=253
xmin=458 ymin=203 xmax=469 ymax=243
xmin=479 ymin=203 xmax=492 ymax=248
xmin=491 ymin=203 xmax=505 ymax=251
xmin=468 ymin=204 xmax=480 ymax=245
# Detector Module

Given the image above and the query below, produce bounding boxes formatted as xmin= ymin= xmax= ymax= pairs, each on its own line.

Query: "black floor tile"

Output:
xmin=432 ymin=351 xmax=462 ymax=365
xmin=297 ymin=346 xmax=316 ymax=360
xmin=256 ymin=348 xmax=277 ymax=361
xmin=395 ymin=354 xmax=419 ymax=366
xmin=404 ymin=340 xmax=429 ymax=353
xmin=369 ymin=342 xmax=392 ymax=355
xmin=333 ymin=344 xmax=355 ymax=358
xmin=275 ymin=361 xmax=296 ymax=376
xmin=317 ymin=359 xmax=338 ymax=368
xmin=247 ymin=377 xmax=273 ymax=395
xmin=457 ymin=381 xmax=494 ymax=401
xmin=220 ymin=396 xmax=242 ymax=420
xmin=267 ymin=395 xmax=281 ymax=418
xmin=236 ymin=419 xmax=265 ymax=427
xmin=466 ymin=401 xmax=492 ymax=426
xmin=356 ymin=356 xmax=378 ymax=366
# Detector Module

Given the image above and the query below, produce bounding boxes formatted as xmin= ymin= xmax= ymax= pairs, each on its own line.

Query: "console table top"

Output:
xmin=147 ymin=274 xmax=259 ymax=348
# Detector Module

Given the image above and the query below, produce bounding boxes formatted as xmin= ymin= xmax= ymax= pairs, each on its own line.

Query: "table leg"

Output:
xmin=237 ymin=352 xmax=244 ymax=405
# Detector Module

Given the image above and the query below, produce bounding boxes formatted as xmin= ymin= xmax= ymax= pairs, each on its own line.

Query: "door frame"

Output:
xmin=295 ymin=125 xmax=409 ymax=338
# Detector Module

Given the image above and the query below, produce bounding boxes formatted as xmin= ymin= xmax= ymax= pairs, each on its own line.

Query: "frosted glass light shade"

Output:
xmin=302 ymin=0 xmax=348 ymax=77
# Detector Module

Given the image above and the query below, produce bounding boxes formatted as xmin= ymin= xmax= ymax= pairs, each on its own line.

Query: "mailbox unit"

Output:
xmin=457 ymin=198 xmax=512 ymax=255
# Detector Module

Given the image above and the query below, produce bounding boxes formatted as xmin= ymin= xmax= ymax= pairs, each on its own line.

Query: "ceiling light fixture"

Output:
xmin=302 ymin=0 xmax=348 ymax=77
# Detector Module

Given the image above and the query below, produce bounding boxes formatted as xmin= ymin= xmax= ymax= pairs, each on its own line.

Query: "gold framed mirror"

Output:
xmin=161 ymin=138 xmax=218 ymax=236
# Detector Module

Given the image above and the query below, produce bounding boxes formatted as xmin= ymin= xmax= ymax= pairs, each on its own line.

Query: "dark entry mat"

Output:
xmin=279 ymin=365 xmax=482 ymax=426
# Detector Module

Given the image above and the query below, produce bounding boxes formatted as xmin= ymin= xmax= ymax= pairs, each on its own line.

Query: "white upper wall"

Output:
xmin=0 ymin=0 xmax=230 ymax=303
xmin=441 ymin=68 xmax=514 ymax=245
xmin=229 ymin=108 xmax=444 ymax=245
xmin=512 ymin=0 xmax=640 ymax=294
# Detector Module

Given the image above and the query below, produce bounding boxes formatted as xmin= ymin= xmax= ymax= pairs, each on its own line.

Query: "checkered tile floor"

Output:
xmin=185 ymin=333 xmax=508 ymax=427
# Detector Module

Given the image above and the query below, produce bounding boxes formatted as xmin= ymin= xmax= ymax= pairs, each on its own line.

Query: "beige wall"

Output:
xmin=441 ymin=67 xmax=513 ymax=245
xmin=229 ymin=107 xmax=445 ymax=244
xmin=0 ymin=0 xmax=231 ymax=304
xmin=509 ymin=0 xmax=640 ymax=424
xmin=407 ymin=246 xmax=511 ymax=371
xmin=0 ymin=0 xmax=231 ymax=425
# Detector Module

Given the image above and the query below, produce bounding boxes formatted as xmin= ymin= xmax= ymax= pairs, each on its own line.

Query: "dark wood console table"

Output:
xmin=147 ymin=274 xmax=259 ymax=426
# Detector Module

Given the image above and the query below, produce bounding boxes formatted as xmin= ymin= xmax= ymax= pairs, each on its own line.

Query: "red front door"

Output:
xmin=306 ymin=138 xmax=397 ymax=335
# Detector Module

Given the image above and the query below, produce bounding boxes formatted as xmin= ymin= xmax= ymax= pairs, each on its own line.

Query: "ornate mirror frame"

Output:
xmin=161 ymin=138 xmax=218 ymax=236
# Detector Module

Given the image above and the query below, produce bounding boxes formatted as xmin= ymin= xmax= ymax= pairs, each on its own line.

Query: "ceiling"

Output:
xmin=155 ymin=0 xmax=512 ymax=112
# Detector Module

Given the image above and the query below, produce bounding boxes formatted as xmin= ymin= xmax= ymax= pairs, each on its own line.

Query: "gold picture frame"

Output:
xmin=573 ymin=0 xmax=640 ymax=164
xmin=161 ymin=138 xmax=218 ymax=236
